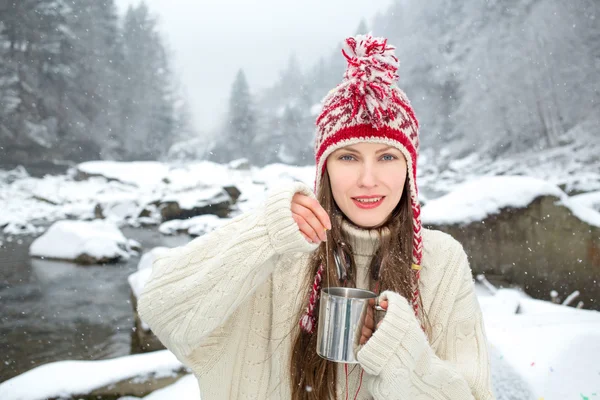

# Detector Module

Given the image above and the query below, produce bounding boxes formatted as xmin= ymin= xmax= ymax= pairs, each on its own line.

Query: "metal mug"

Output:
xmin=316 ymin=287 xmax=378 ymax=364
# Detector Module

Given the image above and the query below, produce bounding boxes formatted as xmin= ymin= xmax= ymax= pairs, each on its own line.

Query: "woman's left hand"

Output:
xmin=359 ymin=298 xmax=388 ymax=345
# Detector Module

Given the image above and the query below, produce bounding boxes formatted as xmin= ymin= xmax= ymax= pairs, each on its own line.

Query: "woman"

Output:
xmin=138 ymin=34 xmax=496 ymax=399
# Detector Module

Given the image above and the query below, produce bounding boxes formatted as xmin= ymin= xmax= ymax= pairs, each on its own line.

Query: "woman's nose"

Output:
xmin=358 ymin=164 xmax=377 ymax=188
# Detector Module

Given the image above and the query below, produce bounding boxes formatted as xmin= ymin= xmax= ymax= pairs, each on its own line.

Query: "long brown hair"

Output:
xmin=289 ymin=170 xmax=431 ymax=400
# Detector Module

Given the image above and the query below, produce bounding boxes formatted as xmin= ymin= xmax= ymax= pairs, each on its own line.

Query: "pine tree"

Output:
xmin=120 ymin=2 xmax=175 ymax=160
xmin=67 ymin=0 xmax=123 ymax=159
xmin=214 ymin=69 xmax=256 ymax=162
xmin=0 ymin=0 xmax=78 ymax=162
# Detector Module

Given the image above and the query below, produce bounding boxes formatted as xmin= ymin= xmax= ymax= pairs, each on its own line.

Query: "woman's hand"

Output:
xmin=360 ymin=298 xmax=389 ymax=345
xmin=291 ymin=193 xmax=332 ymax=244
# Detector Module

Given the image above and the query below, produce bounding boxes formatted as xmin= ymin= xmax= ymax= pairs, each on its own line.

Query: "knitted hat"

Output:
xmin=299 ymin=34 xmax=423 ymax=334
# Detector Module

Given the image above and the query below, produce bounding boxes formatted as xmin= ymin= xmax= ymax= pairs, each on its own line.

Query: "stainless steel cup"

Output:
xmin=316 ymin=287 xmax=377 ymax=364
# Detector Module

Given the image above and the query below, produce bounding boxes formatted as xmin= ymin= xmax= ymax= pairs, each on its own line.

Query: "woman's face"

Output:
xmin=327 ymin=142 xmax=407 ymax=229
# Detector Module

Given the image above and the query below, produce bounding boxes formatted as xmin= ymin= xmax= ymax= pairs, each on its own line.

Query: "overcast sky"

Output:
xmin=115 ymin=0 xmax=394 ymax=133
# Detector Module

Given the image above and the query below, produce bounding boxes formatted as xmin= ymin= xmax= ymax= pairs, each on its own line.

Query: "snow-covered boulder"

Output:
xmin=153 ymin=186 xmax=232 ymax=221
xmin=0 ymin=350 xmax=188 ymax=400
xmin=3 ymin=221 xmax=45 ymax=236
xmin=423 ymin=175 xmax=600 ymax=310
xmin=158 ymin=214 xmax=229 ymax=236
xmin=29 ymin=220 xmax=137 ymax=264
xmin=94 ymin=193 xmax=142 ymax=224
xmin=74 ymin=161 xmax=169 ymax=188
xmin=128 ymin=247 xmax=171 ymax=352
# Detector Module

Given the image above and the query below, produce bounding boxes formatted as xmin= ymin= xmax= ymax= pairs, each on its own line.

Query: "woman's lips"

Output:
xmin=352 ymin=196 xmax=385 ymax=209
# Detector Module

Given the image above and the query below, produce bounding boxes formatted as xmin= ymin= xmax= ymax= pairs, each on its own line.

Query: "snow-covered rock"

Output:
xmin=29 ymin=220 xmax=136 ymax=264
xmin=158 ymin=214 xmax=229 ymax=236
xmin=74 ymin=161 xmax=170 ymax=188
xmin=0 ymin=350 xmax=186 ymax=400
xmin=3 ymin=221 xmax=45 ymax=236
xmin=422 ymin=175 xmax=566 ymax=226
xmin=128 ymin=247 xmax=170 ymax=300
xmin=423 ymin=175 xmax=600 ymax=318
xmin=94 ymin=193 xmax=142 ymax=223
xmin=252 ymin=163 xmax=314 ymax=190
xmin=154 ymin=186 xmax=232 ymax=221
xmin=129 ymin=247 xmax=171 ymax=352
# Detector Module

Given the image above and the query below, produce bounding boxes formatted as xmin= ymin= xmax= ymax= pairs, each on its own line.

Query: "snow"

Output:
xmin=477 ymin=286 xmax=600 ymax=400
xmin=76 ymin=161 xmax=170 ymax=188
xmin=0 ymin=350 xmax=184 ymax=400
xmin=161 ymin=187 xmax=230 ymax=210
xmin=133 ymin=374 xmax=200 ymax=400
xmin=29 ymin=220 xmax=133 ymax=262
xmin=128 ymin=247 xmax=171 ymax=300
xmin=252 ymin=163 xmax=315 ymax=189
xmin=95 ymin=192 xmax=142 ymax=222
xmin=422 ymin=175 xmax=600 ymax=227
xmin=158 ymin=214 xmax=229 ymax=236
xmin=570 ymin=190 xmax=600 ymax=212
xmin=560 ymin=196 xmax=600 ymax=228
xmin=486 ymin=304 xmax=600 ymax=399
xmin=0 ymin=161 xmax=261 ymax=233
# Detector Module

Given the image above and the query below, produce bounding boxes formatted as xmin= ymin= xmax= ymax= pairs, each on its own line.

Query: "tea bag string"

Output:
xmin=325 ymin=229 xmax=330 ymax=289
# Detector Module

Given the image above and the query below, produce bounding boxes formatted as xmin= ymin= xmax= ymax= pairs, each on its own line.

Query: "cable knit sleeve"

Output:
xmin=357 ymin=244 xmax=496 ymax=400
xmin=136 ymin=181 xmax=318 ymax=370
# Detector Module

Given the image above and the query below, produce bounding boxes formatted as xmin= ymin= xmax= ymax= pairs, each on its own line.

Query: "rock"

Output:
xmin=223 ymin=185 xmax=242 ymax=203
xmin=426 ymin=194 xmax=600 ymax=311
xmin=130 ymin=289 xmax=166 ymax=353
xmin=31 ymin=195 xmax=58 ymax=205
xmin=94 ymin=203 xmax=104 ymax=219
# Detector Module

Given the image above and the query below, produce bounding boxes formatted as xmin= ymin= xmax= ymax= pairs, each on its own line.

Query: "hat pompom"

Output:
xmin=342 ymin=34 xmax=399 ymax=88
xmin=318 ymin=34 xmax=404 ymax=129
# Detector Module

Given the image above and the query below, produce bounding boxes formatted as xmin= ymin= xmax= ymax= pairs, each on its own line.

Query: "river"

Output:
xmin=0 ymin=227 xmax=190 ymax=382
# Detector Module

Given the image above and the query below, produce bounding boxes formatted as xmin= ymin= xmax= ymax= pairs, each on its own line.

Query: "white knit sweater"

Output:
xmin=137 ymin=182 xmax=496 ymax=399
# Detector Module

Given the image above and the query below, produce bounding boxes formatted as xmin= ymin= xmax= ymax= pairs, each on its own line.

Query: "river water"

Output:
xmin=0 ymin=227 xmax=190 ymax=382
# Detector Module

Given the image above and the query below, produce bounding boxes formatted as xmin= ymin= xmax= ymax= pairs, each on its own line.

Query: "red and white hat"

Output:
xmin=300 ymin=34 xmax=423 ymax=334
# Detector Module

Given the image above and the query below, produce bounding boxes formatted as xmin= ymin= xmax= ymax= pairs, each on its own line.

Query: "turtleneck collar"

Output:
xmin=340 ymin=219 xmax=390 ymax=257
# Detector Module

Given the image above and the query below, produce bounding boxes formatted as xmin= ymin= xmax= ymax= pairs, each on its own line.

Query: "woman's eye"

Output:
xmin=381 ymin=154 xmax=397 ymax=161
xmin=339 ymin=155 xmax=355 ymax=161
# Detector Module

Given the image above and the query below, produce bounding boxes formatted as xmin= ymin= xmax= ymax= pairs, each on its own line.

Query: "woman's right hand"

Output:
xmin=291 ymin=193 xmax=332 ymax=244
